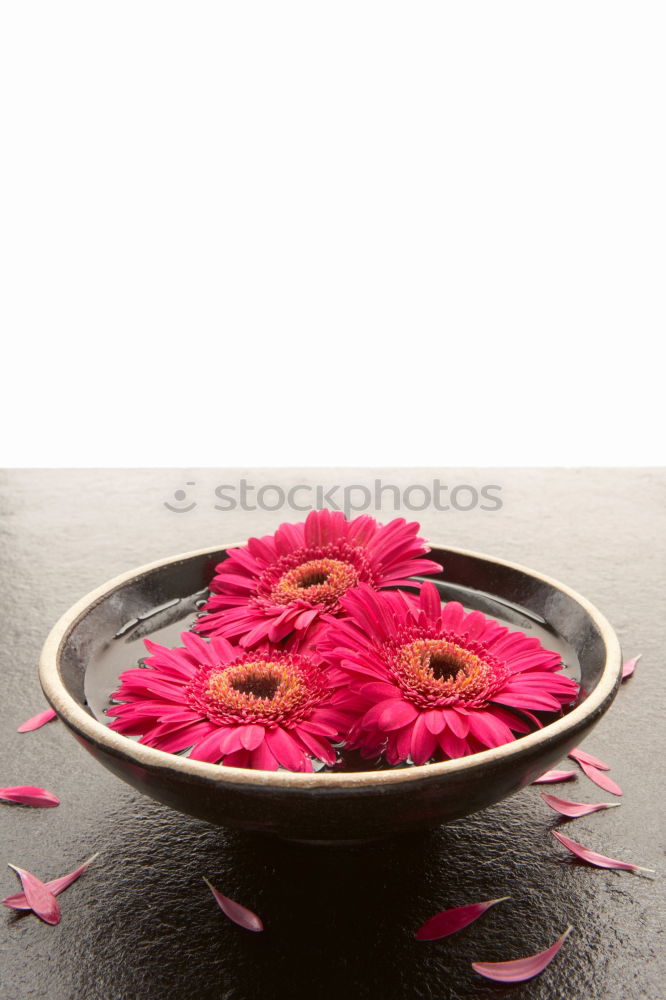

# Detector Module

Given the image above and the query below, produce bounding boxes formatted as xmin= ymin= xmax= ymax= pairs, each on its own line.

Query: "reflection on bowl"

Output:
xmin=39 ymin=545 xmax=621 ymax=842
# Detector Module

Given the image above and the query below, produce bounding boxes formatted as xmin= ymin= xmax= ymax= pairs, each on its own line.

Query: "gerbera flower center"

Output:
xmin=296 ymin=568 xmax=330 ymax=588
xmin=387 ymin=635 xmax=510 ymax=709
xmin=270 ymin=556 xmax=360 ymax=607
xmin=186 ymin=653 xmax=328 ymax=725
xmin=227 ymin=669 xmax=282 ymax=700
xmin=428 ymin=650 xmax=470 ymax=681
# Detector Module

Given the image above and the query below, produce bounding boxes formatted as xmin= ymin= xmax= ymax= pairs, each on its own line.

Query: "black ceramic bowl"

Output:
xmin=39 ymin=544 xmax=622 ymax=842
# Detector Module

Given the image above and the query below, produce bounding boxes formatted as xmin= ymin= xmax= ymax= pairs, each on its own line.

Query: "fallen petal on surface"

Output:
xmin=415 ymin=896 xmax=509 ymax=941
xmin=7 ymin=865 xmax=61 ymax=924
xmin=532 ymin=769 xmax=577 ymax=784
xmin=622 ymin=655 xmax=641 ymax=680
xmin=568 ymin=747 xmax=610 ymax=771
xmin=551 ymin=830 xmax=654 ymax=872
xmin=578 ymin=760 xmax=622 ymax=796
xmin=3 ymin=854 xmax=100 ymax=911
xmin=0 ymin=786 xmax=60 ymax=808
xmin=540 ymin=793 xmax=620 ymax=818
xmin=472 ymin=926 xmax=572 ymax=982
xmin=203 ymin=878 xmax=263 ymax=932
xmin=17 ymin=708 xmax=57 ymax=733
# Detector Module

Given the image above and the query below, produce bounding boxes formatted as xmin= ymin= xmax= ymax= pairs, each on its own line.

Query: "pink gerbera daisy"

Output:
xmin=193 ymin=509 xmax=442 ymax=647
xmin=319 ymin=583 xmax=579 ymax=766
xmin=106 ymin=632 xmax=360 ymax=772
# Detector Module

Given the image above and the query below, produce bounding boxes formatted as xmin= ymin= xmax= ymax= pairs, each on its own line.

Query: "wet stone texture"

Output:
xmin=0 ymin=468 xmax=664 ymax=1000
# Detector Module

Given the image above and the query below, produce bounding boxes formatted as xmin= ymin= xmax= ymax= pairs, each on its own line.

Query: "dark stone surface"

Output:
xmin=0 ymin=469 xmax=664 ymax=1000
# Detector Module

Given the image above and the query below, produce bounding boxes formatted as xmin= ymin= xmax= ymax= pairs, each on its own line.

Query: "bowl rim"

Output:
xmin=39 ymin=543 xmax=622 ymax=791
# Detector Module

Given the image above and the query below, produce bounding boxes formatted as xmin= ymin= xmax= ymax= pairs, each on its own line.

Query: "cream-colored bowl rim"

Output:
xmin=39 ymin=543 xmax=622 ymax=791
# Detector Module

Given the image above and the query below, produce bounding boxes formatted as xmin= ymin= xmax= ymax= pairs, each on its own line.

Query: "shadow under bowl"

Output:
xmin=39 ymin=544 xmax=622 ymax=842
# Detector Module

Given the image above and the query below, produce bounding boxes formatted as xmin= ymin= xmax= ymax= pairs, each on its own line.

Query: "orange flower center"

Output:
xmin=187 ymin=653 xmax=328 ymax=725
xmin=271 ymin=558 xmax=359 ymax=607
xmin=222 ymin=667 xmax=282 ymax=701
xmin=255 ymin=542 xmax=375 ymax=613
xmin=389 ymin=636 xmax=508 ymax=709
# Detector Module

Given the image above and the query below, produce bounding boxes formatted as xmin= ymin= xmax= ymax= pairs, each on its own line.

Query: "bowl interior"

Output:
xmin=41 ymin=544 xmax=622 ymax=839
xmin=60 ymin=547 xmax=606 ymax=713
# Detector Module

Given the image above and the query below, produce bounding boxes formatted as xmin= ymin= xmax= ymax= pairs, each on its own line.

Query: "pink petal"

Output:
xmin=393 ymin=723 xmax=414 ymax=762
xmin=249 ymin=740 xmax=279 ymax=771
xmin=439 ymin=707 xmax=469 ymax=739
xmin=268 ymin=612 xmax=300 ymax=643
xmin=466 ymin=711 xmax=515 ymax=749
xmin=17 ymin=708 xmax=57 ymax=733
xmin=423 ymin=710 xmax=446 ymax=736
xmin=438 ymin=727 xmax=469 ymax=759
xmin=552 ymin=830 xmax=654 ymax=872
xmin=418 ymin=582 xmax=442 ymax=619
xmin=578 ymin=761 xmax=622 ymax=796
xmin=410 ymin=714 xmax=438 ymax=765
xmin=265 ymin=727 xmax=306 ymax=771
xmin=219 ymin=747 xmax=252 ymax=769
xmin=7 ymin=865 xmax=61 ymax=924
xmin=540 ymin=793 xmax=621 ymax=818
xmin=440 ymin=601 xmax=465 ymax=631
xmin=378 ymin=699 xmax=419 ymax=732
xmin=3 ymin=853 xmax=99 ymax=911
xmin=218 ymin=727 xmax=245 ymax=756
xmin=297 ymin=728 xmax=336 ymax=765
xmin=203 ymin=878 xmax=263 ymax=931
xmin=492 ymin=689 xmax=562 ymax=712
xmin=360 ymin=681 xmax=401 ymax=700
xmin=300 ymin=718 xmax=339 ymax=738
xmin=488 ymin=705 xmax=534 ymax=734
xmin=144 ymin=720 xmax=214 ymax=754
xmin=415 ymin=896 xmax=509 ymax=941
xmin=293 ymin=608 xmax=319 ymax=631
xmin=0 ymin=786 xmax=60 ymax=808
xmin=532 ymin=769 xmax=577 ymax=784
xmin=622 ymin=654 xmax=641 ymax=679
xmin=239 ymin=725 xmax=265 ymax=752
xmin=568 ymin=747 xmax=609 ymax=771
xmin=187 ymin=729 xmax=226 ymax=763
xmin=472 ymin=926 xmax=572 ymax=983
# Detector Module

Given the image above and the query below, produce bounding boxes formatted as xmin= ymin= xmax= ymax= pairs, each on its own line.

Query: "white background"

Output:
xmin=1 ymin=2 xmax=664 ymax=467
